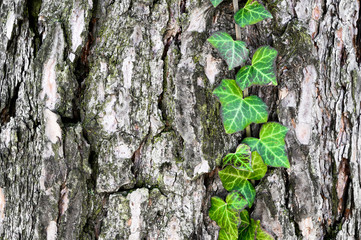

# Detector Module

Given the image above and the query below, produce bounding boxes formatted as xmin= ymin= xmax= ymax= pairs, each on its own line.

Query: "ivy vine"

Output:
xmin=207 ymin=0 xmax=290 ymax=239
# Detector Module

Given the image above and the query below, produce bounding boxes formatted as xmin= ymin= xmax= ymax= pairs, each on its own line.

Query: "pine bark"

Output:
xmin=0 ymin=0 xmax=360 ymax=239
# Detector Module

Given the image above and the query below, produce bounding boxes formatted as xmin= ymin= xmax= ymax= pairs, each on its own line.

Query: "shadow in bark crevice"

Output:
xmin=0 ymin=82 xmax=20 ymax=124
xmin=26 ymin=0 xmax=43 ymax=55
xmin=355 ymin=0 xmax=361 ymax=65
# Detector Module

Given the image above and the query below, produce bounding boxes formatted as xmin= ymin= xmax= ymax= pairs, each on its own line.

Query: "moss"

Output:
xmin=51 ymin=141 xmax=63 ymax=160
xmin=193 ymin=55 xmax=200 ymax=63
xmin=263 ymin=0 xmax=282 ymax=18
xmin=194 ymin=75 xmax=226 ymax=167
xmin=156 ymin=174 xmax=164 ymax=186
xmin=274 ymin=21 xmax=314 ymax=62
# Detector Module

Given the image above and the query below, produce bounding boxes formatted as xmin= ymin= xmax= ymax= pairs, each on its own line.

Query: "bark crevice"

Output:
xmin=26 ymin=0 xmax=42 ymax=55
xmin=0 ymin=82 xmax=20 ymax=124
xmin=355 ymin=0 xmax=361 ymax=65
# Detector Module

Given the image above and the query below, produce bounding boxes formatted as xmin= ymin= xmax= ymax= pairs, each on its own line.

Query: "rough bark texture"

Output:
xmin=0 ymin=0 xmax=360 ymax=239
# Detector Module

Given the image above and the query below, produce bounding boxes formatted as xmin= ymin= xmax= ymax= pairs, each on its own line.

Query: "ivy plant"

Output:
xmin=209 ymin=191 xmax=248 ymax=238
xmin=222 ymin=143 xmax=252 ymax=171
xmin=213 ymin=79 xmax=268 ymax=134
xmin=206 ymin=0 xmax=289 ymax=239
xmin=219 ymin=151 xmax=267 ymax=207
xmin=208 ymin=32 xmax=249 ymax=70
xmin=236 ymin=46 xmax=278 ymax=90
xmin=234 ymin=0 xmax=273 ymax=28
xmin=210 ymin=0 xmax=225 ymax=7
xmin=242 ymin=122 xmax=289 ymax=168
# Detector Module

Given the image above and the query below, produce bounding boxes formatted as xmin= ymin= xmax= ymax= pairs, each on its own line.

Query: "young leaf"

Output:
xmin=236 ymin=46 xmax=278 ymax=90
xmin=213 ymin=79 xmax=268 ymax=134
xmin=210 ymin=0 xmax=224 ymax=7
xmin=208 ymin=32 xmax=249 ymax=70
xmin=219 ymin=152 xmax=267 ymax=206
xmin=209 ymin=192 xmax=248 ymax=238
xmin=223 ymin=144 xmax=253 ymax=171
xmin=234 ymin=1 xmax=273 ymax=28
xmin=242 ymin=122 xmax=290 ymax=168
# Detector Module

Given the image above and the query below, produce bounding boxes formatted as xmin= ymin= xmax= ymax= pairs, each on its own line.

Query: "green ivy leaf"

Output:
xmin=239 ymin=218 xmax=257 ymax=239
xmin=208 ymin=32 xmax=249 ymax=70
xmin=255 ymin=221 xmax=274 ymax=240
xmin=242 ymin=122 xmax=289 ymax=168
xmin=219 ymin=152 xmax=267 ymax=206
xmin=209 ymin=197 xmax=238 ymax=238
xmin=223 ymin=144 xmax=253 ymax=171
xmin=210 ymin=0 xmax=224 ymax=7
xmin=219 ymin=229 xmax=238 ymax=240
xmin=213 ymin=79 xmax=268 ymax=134
xmin=239 ymin=210 xmax=250 ymax=228
xmin=238 ymin=214 xmax=274 ymax=240
xmin=236 ymin=46 xmax=278 ymax=90
xmin=227 ymin=191 xmax=249 ymax=212
xmin=209 ymin=191 xmax=248 ymax=238
xmin=234 ymin=0 xmax=273 ymax=28
xmin=238 ymin=210 xmax=252 ymax=239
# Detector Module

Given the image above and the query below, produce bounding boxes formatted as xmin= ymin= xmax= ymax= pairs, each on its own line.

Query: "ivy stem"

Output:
xmin=233 ymin=0 xmax=241 ymax=40
xmin=233 ymin=0 xmax=252 ymax=137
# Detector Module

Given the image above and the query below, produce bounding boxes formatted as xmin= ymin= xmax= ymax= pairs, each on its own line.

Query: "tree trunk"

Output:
xmin=0 ymin=0 xmax=360 ymax=239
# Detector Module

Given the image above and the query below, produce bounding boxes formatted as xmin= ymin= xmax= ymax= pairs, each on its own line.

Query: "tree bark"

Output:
xmin=0 ymin=0 xmax=360 ymax=239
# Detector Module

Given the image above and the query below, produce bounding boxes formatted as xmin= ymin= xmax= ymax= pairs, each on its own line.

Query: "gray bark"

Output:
xmin=0 ymin=0 xmax=360 ymax=239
